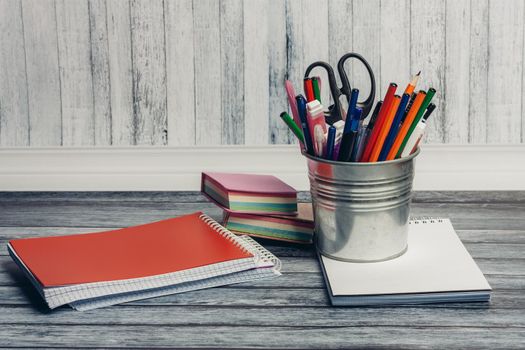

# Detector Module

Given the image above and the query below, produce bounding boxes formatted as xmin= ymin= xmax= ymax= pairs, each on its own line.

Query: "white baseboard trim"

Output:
xmin=0 ymin=145 xmax=524 ymax=191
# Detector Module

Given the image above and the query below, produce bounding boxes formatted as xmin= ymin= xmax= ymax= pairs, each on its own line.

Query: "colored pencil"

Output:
xmin=360 ymin=83 xmax=398 ymax=162
xmin=404 ymin=71 xmax=421 ymax=95
xmin=379 ymin=93 xmax=411 ymax=161
xmin=396 ymin=88 xmax=436 ymax=157
xmin=368 ymin=95 xmax=401 ymax=162
xmin=386 ymin=90 xmax=426 ymax=160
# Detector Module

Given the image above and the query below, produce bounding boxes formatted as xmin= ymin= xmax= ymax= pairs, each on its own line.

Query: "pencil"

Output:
xmin=396 ymin=88 xmax=436 ymax=157
xmin=368 ymin=95 xmax=401 ymax=162
xmin=360 ymin=83 xmax=398 ymax=162
xmin=404 ymin=71 xmax=421 ymax=95
xmin=386 ymin=90 xmax=426 ymax=160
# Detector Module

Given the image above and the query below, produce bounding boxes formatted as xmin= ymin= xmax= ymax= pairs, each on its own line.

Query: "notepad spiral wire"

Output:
xmin=13 ymin=214 xmax=280 ymax=309
xmin=409 ymin=217 xmax=445 ymax=224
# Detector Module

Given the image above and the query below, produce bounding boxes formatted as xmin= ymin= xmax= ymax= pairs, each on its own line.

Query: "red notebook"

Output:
xmin=9 ymin=212 xmax=252 ymax=287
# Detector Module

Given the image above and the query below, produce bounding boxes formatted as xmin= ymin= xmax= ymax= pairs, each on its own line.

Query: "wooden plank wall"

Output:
xmin=0 ymin=0 xmax=524 ymax=147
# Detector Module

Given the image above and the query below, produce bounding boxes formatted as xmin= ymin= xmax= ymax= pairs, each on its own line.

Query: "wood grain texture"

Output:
xmin=487 ymin=0 xmax=524 ymax=143
xmin=410 ymin=0 xmax=446 ymax=144
xmin=193 ymin=0 xmax=221 ymax=145
xmin=0 ymin=0 xmax=525 ymax=146
xmin=130 ymin=0 xmax=167 ymax=145
xmin=221 ymin=0 xmax=244 ymax=145
xmin=56 ymin=0 xmax=95 ymax=146
xmin=444 ymin=0 xmax=470 ymax=143
xmin=469 ymin=0 xmax=489 ymax=143
xmin=21 ymin=0 xmax=62 ymax=146
xmin=352 ymin=0 xmax=380 ymax=106
xmin=89 ymin=0 xmax=112 ymax=145
xmin=243 ymin=0 xmax=269 ymax=145
xmin=0 ymin=191 xmax=524 ymax=348
xmin=379 ymin=0 xmax=410 ymax=98
xmin=165 ymin=0 xmax=195 ymax=146
xmin=0 ymin=0 xmax=29 ymax=147
xmin=268 ymin=0 xmax=291 ymax=144
xmin=106 ymin=0 xmax=134 ymax=145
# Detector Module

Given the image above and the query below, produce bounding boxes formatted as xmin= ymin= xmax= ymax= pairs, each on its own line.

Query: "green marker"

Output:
xmin=312 ymin=77 xmax=321 ymax=103
xmin=279 ymin=112 xmax=304 ymax=143
xmin=396 ymin=88 xmax=436 ymax=158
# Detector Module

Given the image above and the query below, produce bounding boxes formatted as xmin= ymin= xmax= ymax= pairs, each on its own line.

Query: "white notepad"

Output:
xmin=319 ymin=218 xmax=491 ymax=306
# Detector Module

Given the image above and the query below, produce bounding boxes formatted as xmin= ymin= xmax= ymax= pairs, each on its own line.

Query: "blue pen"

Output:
xmin=337 ymin=107 xmax=362 ymax=162
xmin=346 ymin=88 xmax=359 ymax=121
xmin=325 ymin=126 xmax=336 ymax=160
xmin=296 ymin=95 xmax=314 ymax=156
xmin=378 ymin=93 xmax=411 ymax=161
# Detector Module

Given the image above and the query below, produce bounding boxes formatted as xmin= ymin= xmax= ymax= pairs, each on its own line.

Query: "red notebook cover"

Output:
xmin=9 ymin=212 xmax=252 ymax=287
xmin=202 ymin=172 xmax=297 ymax=196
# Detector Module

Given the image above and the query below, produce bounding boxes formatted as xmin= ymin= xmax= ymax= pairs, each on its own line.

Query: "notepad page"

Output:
xmin=321 ymin=218 xmax=491 ymax=296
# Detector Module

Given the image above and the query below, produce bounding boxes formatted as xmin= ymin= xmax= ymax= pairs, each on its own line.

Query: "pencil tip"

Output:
xmin=416 ymin=71 xmax=421 ymax=76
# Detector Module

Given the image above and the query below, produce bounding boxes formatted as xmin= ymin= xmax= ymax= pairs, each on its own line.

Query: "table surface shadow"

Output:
xmin=0 ymin=191 xmax=523 ymax=349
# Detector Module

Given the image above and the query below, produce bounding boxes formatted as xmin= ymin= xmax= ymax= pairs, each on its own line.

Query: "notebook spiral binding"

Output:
xmin=409 ymin=217 xmax=444 ymax=224
xmin=239 ymin=235 xmax=282 ymax=272
xmin=200 ymin=214 xmax=281 ymax=269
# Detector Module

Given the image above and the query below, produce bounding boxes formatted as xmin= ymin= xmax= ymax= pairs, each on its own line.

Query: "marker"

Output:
xmin=285 ymin=81 xmax=304 ymax=150
xmin=296 ymin=95 xmax=314 ymax=155
xmin=279 ymin=112 xmax=304 ymax=143
xmin=400 ymin=103 xmax=436 ymax=157
xmin=346 ymin=88 xmax=359 ymax=121
xmin=312 ymin=77 xmax=321 ymax=102
xmin=378 ymin=93 xmax=411 ymax=161
xmin=304 ymin=78 xmax=315 ymax=102
xmin=306 ymin=100 xmax=328 ymax=157
xmin=396 ymin=88 xmax=436 ymax=157
xmin=325 ymin=126 xmax=336 ymax=160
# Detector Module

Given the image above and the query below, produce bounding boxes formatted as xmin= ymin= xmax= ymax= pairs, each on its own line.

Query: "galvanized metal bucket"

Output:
xmin=306 ymin=149 xmax=419 ymax=262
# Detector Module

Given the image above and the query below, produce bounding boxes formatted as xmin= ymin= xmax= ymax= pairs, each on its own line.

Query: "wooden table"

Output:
xmin=0 ymin=191 xmax=523 ymax=349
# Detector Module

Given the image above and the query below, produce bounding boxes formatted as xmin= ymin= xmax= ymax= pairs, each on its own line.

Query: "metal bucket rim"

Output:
xmin=304 ymin=147 xmax=420 ymax=166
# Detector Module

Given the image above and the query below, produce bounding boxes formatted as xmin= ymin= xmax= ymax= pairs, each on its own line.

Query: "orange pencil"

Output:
xmin=386 ymin=90 xmax=426 ymax=160
xmin=360 ymin=83 xmax=398 ymax=162
xmin=404 ymin=71 xmax=421 ymax=95
xmin=368 ymin=95 xmax=401 ymax=162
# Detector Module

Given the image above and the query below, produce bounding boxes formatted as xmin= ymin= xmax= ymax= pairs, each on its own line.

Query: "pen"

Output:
xmin=396 ymin=87 xmax=436 ymax=158
xmin=279 ymin=112 xmax=304 ymax=143
xmin=325 ymin=126 xmax=336 ymax=160
xmin=337 ymin=108 xmax=362 ymax=162
xmin=378 ymin=93 xmax=411 ymax=161
xmin=400 ymin=103 xmax=436 ymax=158
xmin=346 ymin=88 xmax=359 ymax=121
xmin=296 ymin=95 xmax=315 ymax=156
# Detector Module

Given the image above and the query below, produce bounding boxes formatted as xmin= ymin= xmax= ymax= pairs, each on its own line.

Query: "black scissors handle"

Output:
xmin=304 ymin=53 xmax=376 ymax=122
xmin=337 ymin=53 xmax=376 ymax=118
xmin=304 ymin=61 xmax=344 ymax=123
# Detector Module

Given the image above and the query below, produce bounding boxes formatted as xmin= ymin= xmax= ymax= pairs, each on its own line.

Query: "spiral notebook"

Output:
xmin=8 ymin=212 xmax=281 ymax=310
xmin=319 ymin=218 xmax=491 ymax=306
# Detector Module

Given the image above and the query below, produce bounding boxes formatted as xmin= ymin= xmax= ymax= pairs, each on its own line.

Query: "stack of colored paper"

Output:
xmin=223 ymin=203 xmax=314 ymax=243
xmin=202 ymin=172 xmax=314 ymax=243
xmin=202 ymin=172 xmax=298 ymax=215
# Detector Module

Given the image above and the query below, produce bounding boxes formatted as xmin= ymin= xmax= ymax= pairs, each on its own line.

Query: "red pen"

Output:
xmin=304 ymin=78 xmax=315 ymax=102
xmin=360 ymin=83 xmax=397 ymax=162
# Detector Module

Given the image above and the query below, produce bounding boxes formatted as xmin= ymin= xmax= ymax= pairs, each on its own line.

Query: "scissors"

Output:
xmin=304 ymin=53 xmax=376 ymax=124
